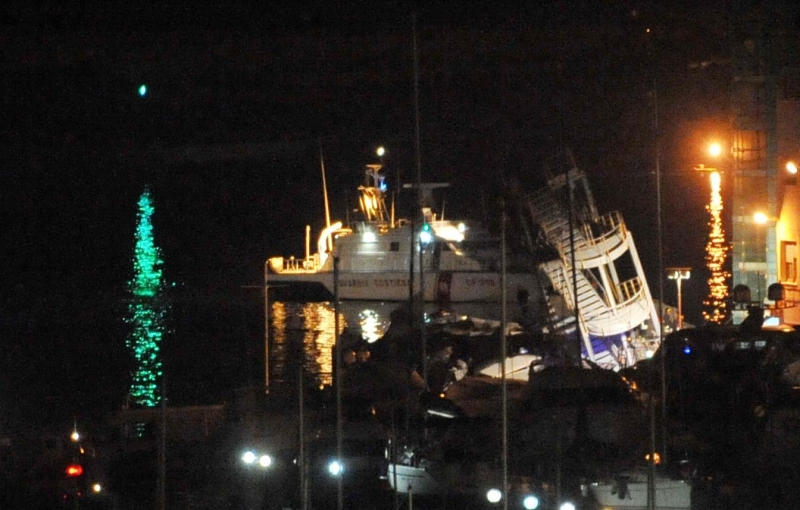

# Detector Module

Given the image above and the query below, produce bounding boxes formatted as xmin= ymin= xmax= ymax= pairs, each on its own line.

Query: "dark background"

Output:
xmin=2 ymin=1 xmax=798 ymax=427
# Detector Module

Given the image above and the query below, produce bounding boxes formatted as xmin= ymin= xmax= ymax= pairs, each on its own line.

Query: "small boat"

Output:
xmin=589 ymin=466 xmax=692 ymax=509
xmin=387 ymin=456 xmax=570 ymax=509
xmin=266 ymin=163 xmax=541 ymax=303
xmin=386 ymin=457 xmax=445 ymax=496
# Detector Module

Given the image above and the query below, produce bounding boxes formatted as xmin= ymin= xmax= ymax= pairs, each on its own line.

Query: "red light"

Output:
xmin=66 ymin=464 xmax=84 ymax=477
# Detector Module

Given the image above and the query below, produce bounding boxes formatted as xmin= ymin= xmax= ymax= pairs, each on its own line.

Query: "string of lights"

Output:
xmin=702 ymin=171 xmax=730 ymax=324
xmin=125 ymin=188 xmax=169 ymax=408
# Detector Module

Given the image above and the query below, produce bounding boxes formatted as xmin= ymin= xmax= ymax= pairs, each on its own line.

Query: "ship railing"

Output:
xmin=268 ymin=254 xmax=321 ymax=273
xmin=578 ymin=211 xmax=626 ymax=247
xmin=582 ymin=277 xmax=651 ymax=336
xmin=611 ymin=277 xmax=644 ymax=310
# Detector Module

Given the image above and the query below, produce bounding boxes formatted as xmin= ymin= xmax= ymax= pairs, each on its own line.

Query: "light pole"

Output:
xmin=667 ymin=268 xmax=691 ymax=329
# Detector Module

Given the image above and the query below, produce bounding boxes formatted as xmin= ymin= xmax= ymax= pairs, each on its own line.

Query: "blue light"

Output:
xmin=379 ymin=181 xmax=387 ymax=192
xmin=138 ymin=84 xmax=148 ymax=97
xmin=683 ymin=345 xmax=692 ymax=355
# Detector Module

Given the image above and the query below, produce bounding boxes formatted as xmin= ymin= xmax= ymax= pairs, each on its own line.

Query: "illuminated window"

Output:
xmin=781 ymin=241 xmax=797 ymax=283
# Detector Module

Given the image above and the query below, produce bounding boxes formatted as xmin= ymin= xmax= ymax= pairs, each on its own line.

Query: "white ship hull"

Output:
xmin=268 ymin=269 xmax=539 ymax=303
xmin=386 ymin=463 xmax=444 ymax=496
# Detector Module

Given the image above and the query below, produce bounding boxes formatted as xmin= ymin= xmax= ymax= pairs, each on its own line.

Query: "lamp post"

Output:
xmin=666 ymin=268 xmax=691 ymax=329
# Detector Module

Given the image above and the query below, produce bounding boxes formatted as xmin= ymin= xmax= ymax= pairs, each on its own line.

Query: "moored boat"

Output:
xmin=589 ymin=467 xmax=692 ymax=510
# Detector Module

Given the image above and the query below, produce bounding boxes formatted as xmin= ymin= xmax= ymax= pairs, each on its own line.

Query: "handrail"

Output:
xmin=578 ymin=211 xmax=625 ymax=248
xmin=268 ymin=255 xmax=321 ymax=273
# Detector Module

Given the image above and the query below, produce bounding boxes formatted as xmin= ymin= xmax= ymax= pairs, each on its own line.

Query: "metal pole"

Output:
xmin=412 ymin=12 xmax=426 ymax=390
xmin=413 ymin=13 xmax=422 ymax=209
xmin=299 ymin=366 xmax=306 ymax=510
xmin=263 ymin=261 xmax=270 ymax=394
xmin=677 ymin=277 xmax=683 ymax=330
xmin=409 ymin=218 xmax=415 ymax=332
xmin=566 ymin=151 xmax=579 ymax=364
xmin=652 ymin=76 xmax=664 ymax=510
xmin=420 ymin=239 xmax=427 ymax=386
xmin=157 ymin=375 xmax=166 ymax=510
xmin=334 ymin=256 xmax=343 ymax=510
xmin=501 ymin=204 xmax=508 ymax=510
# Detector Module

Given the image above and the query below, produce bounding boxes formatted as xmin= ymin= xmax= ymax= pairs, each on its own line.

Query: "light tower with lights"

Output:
xmin=695 ymin=142 xmax=730 ymax=324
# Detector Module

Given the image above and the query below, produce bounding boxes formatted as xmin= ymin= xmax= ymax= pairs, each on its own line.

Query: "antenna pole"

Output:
xmin=320 ymin=141 xmax=332 ymax=252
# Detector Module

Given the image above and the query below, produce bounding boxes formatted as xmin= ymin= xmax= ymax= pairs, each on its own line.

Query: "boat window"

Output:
xmin=390 ymin=242 xmax=400 ymax=252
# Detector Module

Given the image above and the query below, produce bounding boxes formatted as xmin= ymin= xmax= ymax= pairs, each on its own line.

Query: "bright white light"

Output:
xmin=242 ymin=451 xmax=257 ymax=464
xmin=362 ymin=231 xmax=377 ymax=243
xmin=259 ymin=455 xmax=272 ymax=468
xmin=486 ymin=488 xmax=502 ymax=503
xmin=708 ymin=142 xmax=722 ymax=158
xmin=753 ymin=212 xmax=768 ymax=225
xmin=70 ymin=430 xmax=80 ymax=442
xmin=645 ymin=349 xmax=654 ymax=359
xmin=559 ymin=502 xmax=576 ymax=510
xmin=92 ymin=483 xmax=102 ymax=493
xmin=377 ymin=146 xmax=386 ymax=157
xmin=419 ymin=230 xmax=433 ymax=245
xmin=359 ymin=308 xmax=385 ymax=344
xmin=328 ymin=460 xmax=343 ymax=476
xmin=523 ymin=494 xmax=540 ymax=509
xmin=710 ymin=170 xmax=721 ymax=188
xmin=787 ymin=161 xmax=797 ymax=174
xmin=457 ymin=222 xmax=466 ymax=233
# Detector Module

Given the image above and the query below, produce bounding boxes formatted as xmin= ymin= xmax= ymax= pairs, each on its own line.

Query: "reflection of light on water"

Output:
xmin=270 ymin=302 xmax=344 ymax=388
xmin=358 ymin=308 xmax=389 ymax=343
xmin=268 ymin=300 xmax=501 ymax=388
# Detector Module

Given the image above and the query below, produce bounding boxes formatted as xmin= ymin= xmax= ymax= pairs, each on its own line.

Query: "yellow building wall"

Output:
xmin=775 ymin=98 xmax=800 ymax=324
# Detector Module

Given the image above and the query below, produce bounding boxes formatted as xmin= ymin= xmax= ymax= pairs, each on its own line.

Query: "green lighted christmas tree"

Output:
xmin=125 ymin=188 xmax=169 ymax=408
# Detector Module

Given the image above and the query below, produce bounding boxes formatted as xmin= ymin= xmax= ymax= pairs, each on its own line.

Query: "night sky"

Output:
xmin=2 ymin=1 xmax=799 ymax=427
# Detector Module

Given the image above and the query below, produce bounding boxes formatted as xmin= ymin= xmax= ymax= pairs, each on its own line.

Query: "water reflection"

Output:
xmin=268 ymin=301 xmax=506 ymax=388
xmin=270 ymin=301 xmax=337 ymax=388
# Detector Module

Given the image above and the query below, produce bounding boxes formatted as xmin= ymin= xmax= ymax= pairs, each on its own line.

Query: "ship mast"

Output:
xmin=319 ymin=144 xmax=332 ymax=252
